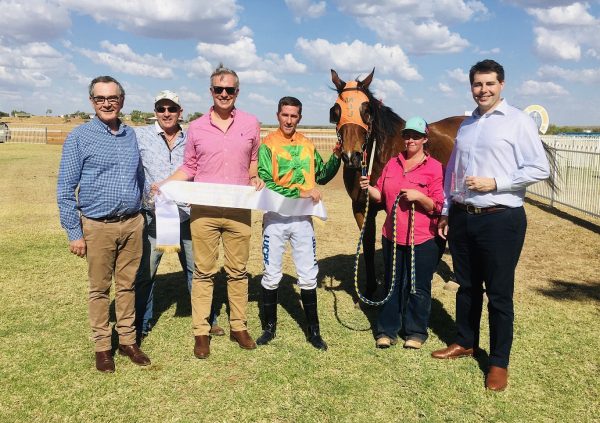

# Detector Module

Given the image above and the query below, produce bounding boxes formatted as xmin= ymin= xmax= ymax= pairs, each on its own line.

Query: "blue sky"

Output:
xmin=1 ymin=0 xmax=599 ymax=126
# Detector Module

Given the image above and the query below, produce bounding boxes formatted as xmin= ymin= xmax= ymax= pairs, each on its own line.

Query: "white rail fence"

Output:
xmin=4 ymin=127 xmax=599 ymax=219
xmin=528 ymin=135 xmax=600 ymax=219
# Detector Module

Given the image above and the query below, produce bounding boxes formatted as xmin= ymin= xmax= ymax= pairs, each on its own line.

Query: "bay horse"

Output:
xmin=329 ymin=68 xmax=466 ymax=299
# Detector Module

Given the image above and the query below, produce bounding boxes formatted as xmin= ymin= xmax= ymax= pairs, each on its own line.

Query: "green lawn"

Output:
xmin=0 ymin=144 xmax=598 ymax=422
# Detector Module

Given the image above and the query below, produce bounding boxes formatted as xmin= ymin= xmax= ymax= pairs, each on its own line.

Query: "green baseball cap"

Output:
xmin=403 ymin=116 xmax=428 ymax=135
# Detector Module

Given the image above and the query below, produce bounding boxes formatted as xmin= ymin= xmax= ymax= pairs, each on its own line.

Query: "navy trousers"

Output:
xmin=448 ymin=206 xmax=527 ymax=368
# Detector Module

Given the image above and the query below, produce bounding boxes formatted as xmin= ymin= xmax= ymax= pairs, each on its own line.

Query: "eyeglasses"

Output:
xmin=155 ymin=106 xmax=180 ymax=113
xmin=211 ymin=86 xmax=238 ymax=95
xmin=402 ymin=131 xmax=426 ymax=141
xmin=91 ymin=95 xmax=121 ymax=105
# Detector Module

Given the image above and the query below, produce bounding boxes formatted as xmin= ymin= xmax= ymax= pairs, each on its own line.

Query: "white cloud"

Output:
xmin=60 ymin=0 xmax=250 ymax=42
xmin=197 ymin=36 xmax=259 ymax=69
xmin=527 ymin=3 xmax=597 ymax=26
xmin=527 ymin=3 xmax=600 ymax=62
xmin=237 ymin=70 xmax=280 ymax=85
xmin=334 ymin=0 xmax=487 ymax=53
xmin=447 ymin=68 xmax=469 ymax=83
xmin=438 ymin=82 xmax=454 ymax=94
xmin=296 ymin=38 xmax=421 ymax=80
xmin=538 ymin=65 xmax=600 ymax=83
xmin=371 ymin=78 xmax=404 ymax=102
xmin=517 ymin=80 xmax=568 ymax=97
xmin=0 ymin=41 xmax=72 ymax=89
xmin=265 ymin=53 xmax=307 ymax=74
xmin=0 ymin=0 xmax=70 ymax=43
xmin=193 ymin=37 xmax=306 ymax=81
xmin=247 ymin=93 xmax=276 ymax=106
xmin=477 ymin=47 xmax=501 ymax=55
xmin=285 ymin=0 xmax=326 ymax=22
xmin=71 ymin=41 xmax=176 ymax=79
xmin=505 ymin=1 xmax=585 ymax=7
xmin=533 ymin=27 xmax=581 ymax=61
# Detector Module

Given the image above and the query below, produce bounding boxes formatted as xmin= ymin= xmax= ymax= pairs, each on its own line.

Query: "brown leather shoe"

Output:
xmin=194 ymin=335 xmax=210 ymax=359
xmin=118 ymin=343 xmax=151 ymax=366
xmin=486 ymin=366 xmax=508 ymax=391
xmin=230 ymin=330 xmax=257 ymax=350
xmin=95 ymin=350 xmax=115 ymax=373
xmin=209 ymin=325 xmax=225 ymax=336
xmin=431 ymin=343 xmax=474 ymax=359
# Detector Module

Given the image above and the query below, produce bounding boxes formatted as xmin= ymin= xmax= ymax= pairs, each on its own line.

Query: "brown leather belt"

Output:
xmin=452 ymin=202 xmax=508 ymax=215
xmin=86 ymin=211 xmax=140 ymax=223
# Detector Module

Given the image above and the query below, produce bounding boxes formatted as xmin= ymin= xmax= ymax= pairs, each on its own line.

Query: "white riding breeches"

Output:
xmin=261 ymin=212 xmax=318 ymax=290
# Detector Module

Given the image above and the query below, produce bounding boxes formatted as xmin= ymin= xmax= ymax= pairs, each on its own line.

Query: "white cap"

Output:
xmin=154 ymin=90 xmax=180 ymax=107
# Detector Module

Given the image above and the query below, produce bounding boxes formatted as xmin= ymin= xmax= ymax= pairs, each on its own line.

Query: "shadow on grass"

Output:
xmin=319 ymin=251 xmax=382 ymax=336
xmin=525 ymin=197 xmax=600 ymax=234
xmin=250 ymin=273 xmax=311 ymax=334
xmin=318 ymin=251 xmax=457 ymax=341
xmin=535 ymin=279 xmax=600 ymax=303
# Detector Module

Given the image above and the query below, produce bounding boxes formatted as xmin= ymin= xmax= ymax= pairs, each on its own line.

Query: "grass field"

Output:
xmin=0 ymin=144 xmax=598 ymax=422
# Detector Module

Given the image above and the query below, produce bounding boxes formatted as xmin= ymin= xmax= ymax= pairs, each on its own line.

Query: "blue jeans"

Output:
xmin=135 ymin=210 xmax=217 ymax=335
xmin=376 ymin=237 xmax=440 ymax=343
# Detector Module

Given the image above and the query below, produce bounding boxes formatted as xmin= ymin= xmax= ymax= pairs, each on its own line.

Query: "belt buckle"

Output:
xmin=466 ymin=205 xmax=481 ymax=214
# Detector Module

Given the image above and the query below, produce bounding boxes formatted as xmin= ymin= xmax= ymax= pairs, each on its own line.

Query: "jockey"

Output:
xmin=256 ymin=96 xmax=341 ymax=350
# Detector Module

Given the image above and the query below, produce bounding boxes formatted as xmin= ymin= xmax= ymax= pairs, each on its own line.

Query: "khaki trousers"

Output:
xmin=82 ymin=214 xmax=143 ymax=351
xmin=190 ymin=206 xmax=251 ymax=336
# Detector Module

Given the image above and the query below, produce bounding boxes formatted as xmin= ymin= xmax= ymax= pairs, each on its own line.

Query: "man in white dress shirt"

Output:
xmin=432 ymin=59 xmax=550 ymax=392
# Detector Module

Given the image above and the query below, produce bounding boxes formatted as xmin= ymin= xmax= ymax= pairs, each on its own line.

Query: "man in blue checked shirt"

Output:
xmin=134 ymin=91 xmax=223 ymax=341
xmin=57 ymin=76 xmax=151 ymax=373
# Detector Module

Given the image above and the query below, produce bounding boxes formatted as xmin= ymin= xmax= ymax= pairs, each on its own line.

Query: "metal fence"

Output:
xmin=527 ymin=135 xmax=600 ymax=218
xmin=4 ymin=127 xmax=48 ymax=144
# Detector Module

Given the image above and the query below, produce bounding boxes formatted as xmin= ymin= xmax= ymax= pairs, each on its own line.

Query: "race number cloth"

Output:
xmin=155 ymin=181 xmax=327 ymax=251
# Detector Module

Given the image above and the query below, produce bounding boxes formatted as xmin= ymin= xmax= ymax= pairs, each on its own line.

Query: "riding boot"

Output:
xmin=256 ymin=287 xmax=278 ymax=346
xmin=300 ymin=288 xmax=328 ymax=351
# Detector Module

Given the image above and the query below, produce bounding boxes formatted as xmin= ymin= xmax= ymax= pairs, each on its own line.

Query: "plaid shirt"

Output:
xmin=135 ymin=122 xmax=190 ymax=220
xmin=57 ymin=117 xmax=142 ymax=241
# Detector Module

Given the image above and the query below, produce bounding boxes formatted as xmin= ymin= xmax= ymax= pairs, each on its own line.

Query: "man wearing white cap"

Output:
xmin=134 ymin=91 xmax=223 ymax=341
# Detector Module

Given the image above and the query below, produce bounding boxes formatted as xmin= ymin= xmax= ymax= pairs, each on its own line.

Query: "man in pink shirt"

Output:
xmin=157 ymin=64 xmax=264 ymax=359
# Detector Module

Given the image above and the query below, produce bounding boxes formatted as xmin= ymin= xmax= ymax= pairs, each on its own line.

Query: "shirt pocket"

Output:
xmin=407 ymin=175 xmax=429 ymax=194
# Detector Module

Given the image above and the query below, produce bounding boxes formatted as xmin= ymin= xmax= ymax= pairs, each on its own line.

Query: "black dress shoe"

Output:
xmin=95 ymin=350 xmax=115 ymax=373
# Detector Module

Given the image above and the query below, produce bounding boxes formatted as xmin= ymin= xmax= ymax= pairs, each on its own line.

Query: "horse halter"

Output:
xmin=331 ymin=81 xmax=373 ymax=169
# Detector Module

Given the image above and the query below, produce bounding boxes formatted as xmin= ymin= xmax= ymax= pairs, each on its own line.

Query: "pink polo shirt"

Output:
xmin=375 ymin=153 xmax=444 ymax=246
xmin=180 ymin=107 xmax=260 ymax=185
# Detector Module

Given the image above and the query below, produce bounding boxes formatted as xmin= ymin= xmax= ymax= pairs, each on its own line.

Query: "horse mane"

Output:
xmin=357 ymin=81 xmax=404 ymax=155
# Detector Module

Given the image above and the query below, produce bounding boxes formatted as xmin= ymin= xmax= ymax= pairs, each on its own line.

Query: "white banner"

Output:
xmin=155 ymin=181 xmax=327 ymax=250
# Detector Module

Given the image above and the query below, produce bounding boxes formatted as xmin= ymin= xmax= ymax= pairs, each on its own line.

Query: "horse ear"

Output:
xmin=331 ymin=69 xmax=345 ymax=92
xmin=360 ymin=68 xmax=375 ymax=90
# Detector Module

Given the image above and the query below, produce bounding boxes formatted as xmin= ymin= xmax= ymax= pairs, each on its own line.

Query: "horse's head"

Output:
xmin=330 ymin=68 xmax=375 ymax=169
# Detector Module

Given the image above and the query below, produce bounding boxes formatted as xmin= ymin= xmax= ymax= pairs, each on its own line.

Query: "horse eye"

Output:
xmin=360 ymin=102 xmax=372 ymax=124
xmin=329 ymin=104 xmax=341 ymax=124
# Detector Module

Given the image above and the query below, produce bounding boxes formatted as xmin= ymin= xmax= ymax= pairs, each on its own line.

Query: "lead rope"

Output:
xmin=353 ymin=193 xmax=416 ymax=305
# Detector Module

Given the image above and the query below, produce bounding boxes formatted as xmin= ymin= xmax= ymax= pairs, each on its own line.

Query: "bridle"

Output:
xmin=331 ymin=81 xmax=374 ymax=174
